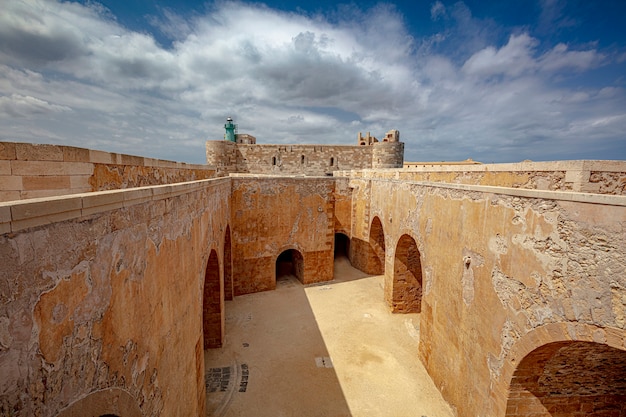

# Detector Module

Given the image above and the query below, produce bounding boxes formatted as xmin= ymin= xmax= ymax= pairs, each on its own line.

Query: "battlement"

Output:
xmin=206 ymin=130 xmax=404 ymax=176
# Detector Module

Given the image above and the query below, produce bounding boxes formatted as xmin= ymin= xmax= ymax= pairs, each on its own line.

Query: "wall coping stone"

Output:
xmin=368 ymin=178 xmax=626 ymax=207
xmin=0 ymin=178 xmax=228 ymax=233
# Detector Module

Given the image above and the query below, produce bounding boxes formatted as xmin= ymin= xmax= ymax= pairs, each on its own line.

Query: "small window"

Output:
xmin=301 ymin=155 xmax=305 ymax=164
xmin=330 ymin=157 xmax=334 ymax=166
xmin=272 ymin=157 xmax=276 ymax=165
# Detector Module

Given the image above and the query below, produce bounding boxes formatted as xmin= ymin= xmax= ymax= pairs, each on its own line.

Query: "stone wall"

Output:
xmin=2 ymin=141 xmax=625 ymax=417
xmin=230 ymin=177 xmax=336 ymax=294
xmin=0 ymin=142 xmax=214 ymax=201
xmin=206 ymin=141 xmax=404 ymax=176
xmin=0 ymin=178 xmax=231 ymax=416
xmin=338 ymin=160 xmax=626 ymax=195
xmin=348 ymin=176 xmax=626 ymax=417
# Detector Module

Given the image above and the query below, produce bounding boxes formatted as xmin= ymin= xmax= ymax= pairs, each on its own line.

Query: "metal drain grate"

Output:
xmin=205 ymin=367 xmax=231 ymax=393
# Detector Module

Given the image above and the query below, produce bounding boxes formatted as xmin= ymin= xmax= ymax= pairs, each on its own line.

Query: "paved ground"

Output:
xmin=205 ymin=257 xmax=454 ymax=417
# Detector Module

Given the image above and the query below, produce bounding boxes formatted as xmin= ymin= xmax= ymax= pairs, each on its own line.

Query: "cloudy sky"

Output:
xmin=1 ymin=0 xmax=625 ymax=164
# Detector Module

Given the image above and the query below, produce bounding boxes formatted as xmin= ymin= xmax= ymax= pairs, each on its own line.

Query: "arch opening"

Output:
xmin=392 ymin=234 xmax=422 ymax=313
xmin=368 ymin=216 xmax=386 ymax=275
xmin=275 ymin=249 xmax=304 ymax=284
xmin=224 ymin=226 xmax=233 ymax=301
xmin=505 ymin=341 xmax=626 ymax=416
xmin=203 ymin=249 xmax=223 ymax=349
xmin=334 ymin=233 xmax=350 ymax=261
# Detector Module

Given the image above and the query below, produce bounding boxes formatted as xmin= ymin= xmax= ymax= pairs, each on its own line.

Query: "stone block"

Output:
xmin=0 ymin=160 xmax=11 ymax=176
xmin=123 ymin=187 xmax=153 ymax=207
xmin=11 ymin=161 xmax=94 ymax=176
xmin=20 ymin=189 xmax=76 ymax=200
xmin=81 ymin=190 xmax=124 ymax=216
xmin=15 ymin=143 xmax=63 ymax=161
xmin=0 ymin=175 xmax=22 ymax=191
xmin=0 ymin=203 xmax=11 ymax=223
xmin=22 ymin=176 xmax=71 ymax=190
xmin=70 ymin=175 xmax=92 ymax=190
xmin=0 ymin=142 xmax=16 ymax=160
xmin=63 ymin=146 xmax=90 ymax=162
xmin=10 ymin=195 xmax=82 ymax=231
xmin=0 ymin=191 xmax=20 ymax=202
xmin=11 ymin=195 xmax=82 ymax=220
xmin=89 ymin=150 xmax=114 ymax=164
xmin=121 ymin=154 xmax=144 ymax=166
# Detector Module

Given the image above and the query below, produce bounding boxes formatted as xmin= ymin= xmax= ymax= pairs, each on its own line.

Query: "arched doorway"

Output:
xmin=224 ymin=226 xmax=233 ymax=301
xmin=334 ymin=233 xmax=350 ymax=260
xmin=368 ymin=216 xmax=385 ymax=274
xmin=392 ymin=234 xmax=422 ymax=313
xmin=506 ymin=341 xmax=626 ymax=415
xmin=275 ymin=249 xmax=304 ymax=284
xmin=203 ymin=249 xmax=223 ymax=349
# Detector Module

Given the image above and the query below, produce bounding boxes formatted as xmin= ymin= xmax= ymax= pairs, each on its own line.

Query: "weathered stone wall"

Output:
xmin=338 ymin=160 xmax=626 ymax=195
xmin=230 ymin=177 xmax=336 ymax=295
xmin=205 ymin=141 xmax=404 ymax=176
xmin=349 ymin=176 xmax=626 ymax=417
xmin=0 ymin=179 xmax=231 ymax=416
xmin=0 ymin=142 xmax=214 ymax=201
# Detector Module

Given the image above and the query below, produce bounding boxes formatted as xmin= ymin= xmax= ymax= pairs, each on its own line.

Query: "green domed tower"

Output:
xmin=224 ymin=117 xmax=237 ymax=142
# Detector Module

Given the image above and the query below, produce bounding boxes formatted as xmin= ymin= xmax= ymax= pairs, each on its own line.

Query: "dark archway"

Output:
xmin=368 ymin=216 xmax=386 ymax=274
xmin=334 ymin=233 xmax=350 ymax=260
xmin=275 ymin=249 xmax=304 ymax=284
xmin=506 ymin=341 xmax=626 ymax=415
xmin=203 ymin=249 xmax=223 ymax=349
xmin=392 ymin=234 xmax=422 ymax=313
xmin=224 ymin=226 xmax=233 ymax=301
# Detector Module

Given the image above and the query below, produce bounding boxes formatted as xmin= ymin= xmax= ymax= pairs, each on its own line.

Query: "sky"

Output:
xmin=1 ymin=0 xmax=625 ymax=164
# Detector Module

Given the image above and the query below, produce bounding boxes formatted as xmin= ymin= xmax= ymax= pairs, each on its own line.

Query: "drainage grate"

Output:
xmin=239 ymin=364 xmax=249 ymax=392
xmin=205 ymin=367 xmax=231 ymax=393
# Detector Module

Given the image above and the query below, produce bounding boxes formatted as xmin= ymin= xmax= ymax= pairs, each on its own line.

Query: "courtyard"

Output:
xmin=204 ymin=257 xmax=454 ymax=417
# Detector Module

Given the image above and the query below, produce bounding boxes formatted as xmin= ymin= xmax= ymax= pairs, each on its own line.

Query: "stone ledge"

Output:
xmin=356 ymin=178 xmax=626 ymax=207
xmin=1 ymin=178 xmax=227 ymax=233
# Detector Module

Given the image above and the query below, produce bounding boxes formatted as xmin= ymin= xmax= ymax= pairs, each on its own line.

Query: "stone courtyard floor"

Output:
xmin=204 ymin=257 xmax=454 ymax=417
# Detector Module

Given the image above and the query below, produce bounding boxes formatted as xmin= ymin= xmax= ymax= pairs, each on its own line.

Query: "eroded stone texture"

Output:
xmin=230 ymin=177 xmax=335 ymax=294
xmin=506 ymin=342 xmax=626 ymax=416
xmin=346 ymin=175 xmax=626 ymax=417
xmin=0 ymin=179 xmax=231 ymax=417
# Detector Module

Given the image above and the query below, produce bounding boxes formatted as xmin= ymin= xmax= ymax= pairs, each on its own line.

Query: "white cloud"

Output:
xmin=0 ymin=0 xmax=624 ymax=163
xmin=0 ymin=93 xmax=71 ymax=117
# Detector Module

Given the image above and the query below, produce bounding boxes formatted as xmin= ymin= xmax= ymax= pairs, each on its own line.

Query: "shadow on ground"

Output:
xmin=204 ymin=257 xmax=453 ymax=417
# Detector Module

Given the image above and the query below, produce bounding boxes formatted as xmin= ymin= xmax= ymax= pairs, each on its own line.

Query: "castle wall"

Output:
xmin=0 ymin=179 xmax=231 ymax=417
xmin=205 ymin=141 xmax=404 ymax=176
xmin=230 ymin=177 xmax=336 ymax=294
xmin=349 ymin=176 xmax=626 ymax=416
xmin=340 ymin=159 xmax=626 ymax=195
xmin=0 ymin=142 xmax=214 ymax=202
xmin=1 ymin=140 xmax=625 ymax=417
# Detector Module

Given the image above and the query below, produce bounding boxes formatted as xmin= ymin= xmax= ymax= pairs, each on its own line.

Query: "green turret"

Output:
xmin=224 ymin=117 xmax=237 ymax=142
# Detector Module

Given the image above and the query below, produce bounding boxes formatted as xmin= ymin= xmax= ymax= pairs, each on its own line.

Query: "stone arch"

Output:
xmin=275 ymin=248 xmax=305 ymax=284
xmin=55 ymin=388 xmax=141 ymax=417
xmin=391 ymin=234 xmax=422 ymax=313
xmin=203 ymin=249 xmax=223 ymax=349
xmin=368 ymin=216 xmax=386 ymax=275
xmin=502 ymin=323 xmax=626 ymax=417
xmin=224 ymin=226 xmax=233 ymax=301
xmin=506 ymin=341 xmax=626 ymax=416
